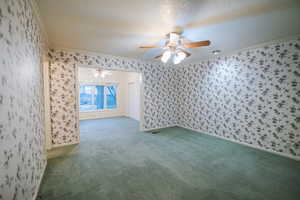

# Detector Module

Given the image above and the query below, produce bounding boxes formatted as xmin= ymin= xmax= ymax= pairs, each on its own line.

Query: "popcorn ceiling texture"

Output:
xmin=0 ymin=0 xmax=47 ymax=199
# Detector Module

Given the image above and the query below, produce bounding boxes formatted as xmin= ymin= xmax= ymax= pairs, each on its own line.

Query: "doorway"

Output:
xmin=77 ymin=67 xmax=144 ymax=137
xmin=128 ymin=81 xmax=141 ymax=121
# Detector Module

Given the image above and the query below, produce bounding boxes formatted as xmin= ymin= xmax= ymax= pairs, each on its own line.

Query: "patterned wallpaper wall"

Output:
xmin=48 ymin=50 xmax=177 ymax=146
xmin=176 ymin=37 xmax=300 ymax=158
xmin=0 ymin=1 xmax=299 ymax=200
xmin=0 ymin=0 xmax=46 ymax=200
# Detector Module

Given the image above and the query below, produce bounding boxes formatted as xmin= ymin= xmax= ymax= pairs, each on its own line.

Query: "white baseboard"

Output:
xmin=51 ymin=141 xmax=80 ymax=149
xmin=179 ymin=125 xmax=300 ymax=161
xmin=79 ymin=113 xmax=125 ymax=121
xmin=142 ymin=124 xmax=178 ymax=132
xmin=33 ymin=160 xmax=47 ymax=200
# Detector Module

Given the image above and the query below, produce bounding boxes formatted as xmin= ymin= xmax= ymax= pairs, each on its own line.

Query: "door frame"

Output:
xmin=76 ymin=65 xmax=145 ymax=133
xmin=127 ymin=81 xmax=141 ymax=121
xmin=43 ymin=56 xmax=52 ymax=150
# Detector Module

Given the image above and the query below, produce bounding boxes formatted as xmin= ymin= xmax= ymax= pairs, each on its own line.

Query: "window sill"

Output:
xmin=79 ymin=108 xmax=118 ymax=113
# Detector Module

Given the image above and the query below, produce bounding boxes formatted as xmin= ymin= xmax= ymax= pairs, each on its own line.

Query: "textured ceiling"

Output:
xmin=37 ymin=0 xmax=300 ymax=63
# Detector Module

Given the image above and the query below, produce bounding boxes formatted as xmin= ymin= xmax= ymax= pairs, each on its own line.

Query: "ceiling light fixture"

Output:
xmin=94 ymin=69 xmax=112 ymax=78
xmin=173 ymin=51 xmax=186 ymax=64
xmin=139 ymin=29 xmax=211 ymax=63
xmin=161 ymin=50 xmax=172 ymax=63
xmin=212 ymin=50 xmax=221 ymax=55
xmin=94 ymin=71 xmax=100 ymax=78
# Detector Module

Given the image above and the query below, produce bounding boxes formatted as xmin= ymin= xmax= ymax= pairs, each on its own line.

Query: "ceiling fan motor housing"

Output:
xmin=167 ymin=32 xmax=181 ymax=47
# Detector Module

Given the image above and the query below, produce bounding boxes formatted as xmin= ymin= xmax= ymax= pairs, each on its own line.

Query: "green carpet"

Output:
xmin=38 ymin=117 xmax=300 ymax=200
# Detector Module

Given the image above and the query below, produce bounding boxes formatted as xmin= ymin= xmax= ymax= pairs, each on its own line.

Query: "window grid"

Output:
xmin=79 ymin=85 xmax=117 ymax=111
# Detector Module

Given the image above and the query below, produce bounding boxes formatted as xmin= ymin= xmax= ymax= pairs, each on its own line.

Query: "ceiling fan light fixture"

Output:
xmin=94 ymin=69 xmax=112 ymax=78
xmin=173 ymin=56 xmax=181 ymax=65
xmin=161 ymin=50 xmax=171 ymax=63
xmin=140 ymin=30 xmax=211 ymax=63
xmin=94 ymin=69 xmax=100 ymax=77
xmin=173 ymin=51 xmax=186 ymax=64
xmin=94 ymin=73 xmax=99 ymax=78
xmin=177 ymin=51 xmax=186 ymax=60
xmin=212 ymin=50 xmax=221 ymax=55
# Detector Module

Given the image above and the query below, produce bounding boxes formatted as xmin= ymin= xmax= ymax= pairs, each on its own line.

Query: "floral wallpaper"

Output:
xmin=0 ymin=0 xmax=46 ymax=200
xmin=176 ymin=37 xmax=300 ymax=158
xmin=49 ymin=37 xmax=300 ymax=159
xmin=48 ymin=50 xmax=177 ymax=146
xmin=0 ymin=1 xmax=299 ymax=200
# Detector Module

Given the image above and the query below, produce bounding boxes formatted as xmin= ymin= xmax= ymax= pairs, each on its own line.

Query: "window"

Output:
xmin=79 ymin=85 xmax=117 ymax=111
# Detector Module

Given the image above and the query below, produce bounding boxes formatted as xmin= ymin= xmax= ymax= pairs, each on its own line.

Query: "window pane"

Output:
xmin=95 ymin=85 xmax=104 ymax=109
xmin=80 ymin=85 xmax=117 ymax=111
xmin=80 ymin=85 xmax=96 ymax=111
xmin=105 ymin=86 xmax=117 ymax=109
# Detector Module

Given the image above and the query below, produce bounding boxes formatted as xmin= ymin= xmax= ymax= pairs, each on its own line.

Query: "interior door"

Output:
xmin=128 ymin=82 xmax=139 ymax=121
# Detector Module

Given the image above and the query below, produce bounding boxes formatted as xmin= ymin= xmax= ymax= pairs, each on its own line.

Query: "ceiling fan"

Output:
xmin=140 ymin=32 xmax=211 ymax=64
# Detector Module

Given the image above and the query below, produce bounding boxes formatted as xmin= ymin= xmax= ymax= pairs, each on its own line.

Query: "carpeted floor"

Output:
xmin=38 ymin=117 xmax=300 ymax=200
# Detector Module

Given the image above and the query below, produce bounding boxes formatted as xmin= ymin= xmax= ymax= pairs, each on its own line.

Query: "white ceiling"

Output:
xmin=37 ymin=0 xmax=300 ymax=63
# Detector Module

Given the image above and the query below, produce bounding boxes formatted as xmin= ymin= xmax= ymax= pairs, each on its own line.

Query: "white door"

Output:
xmin=128 ymin=82 xmax=140 ymax=121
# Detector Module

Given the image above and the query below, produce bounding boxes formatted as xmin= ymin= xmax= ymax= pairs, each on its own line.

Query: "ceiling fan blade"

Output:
xmin=183 ymin=40 xmax=211 ymax=48
xmin=181 ymin=50 xmax=192 ymax=57
xmin=154 ymin=54 xmax=163 ymax=59
xmin=139 ymin=46 xmax=161 ymax=48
